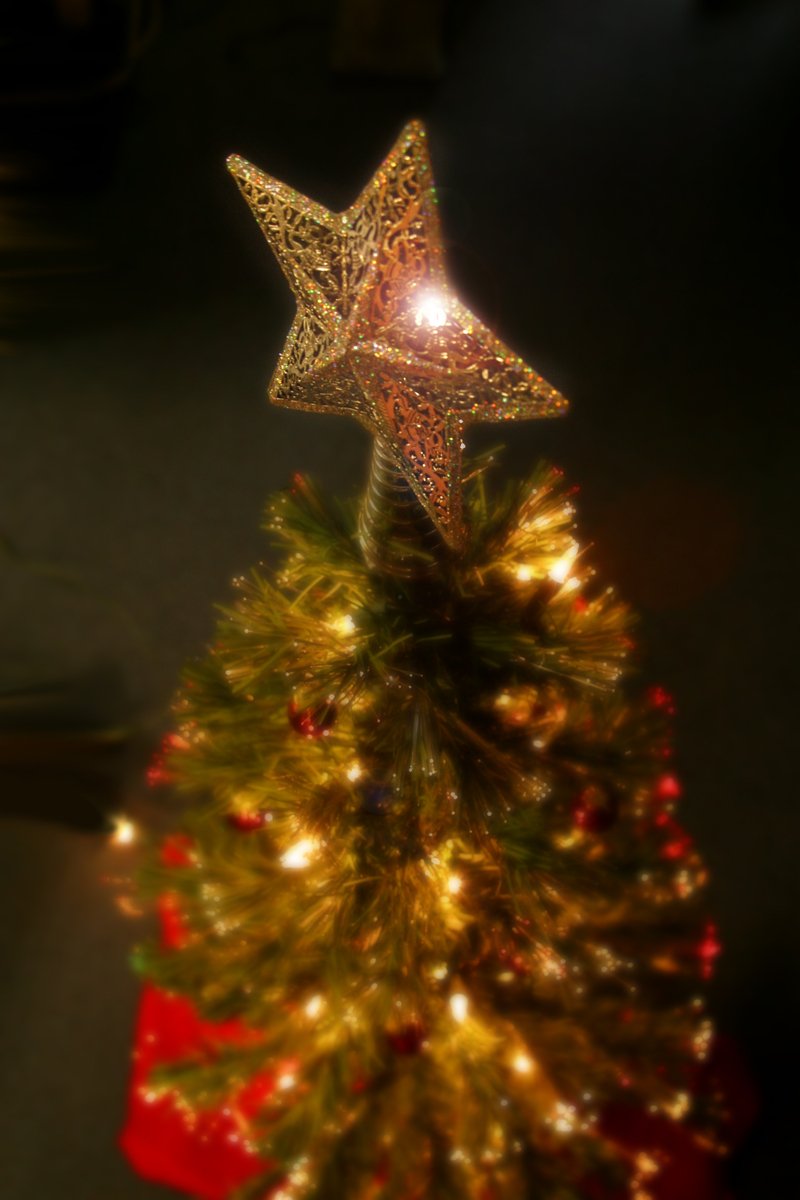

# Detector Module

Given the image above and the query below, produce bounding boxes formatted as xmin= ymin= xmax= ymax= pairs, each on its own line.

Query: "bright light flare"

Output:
xmin=414 ymin=290 xmax=449 ymax=329
xmin=446 ymin=873 xmax=462 ymax=895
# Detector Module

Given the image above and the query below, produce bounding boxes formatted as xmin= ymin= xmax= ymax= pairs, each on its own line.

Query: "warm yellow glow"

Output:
xmin=446 ymin=873 xmax=462 ymax=895
xmin=548 ymin=544 xmax=579 ymax=584
xmin=512 ymin=1052 xmax=535 ymax=1075
xmin=304 ymin=994 xmax=324 ymax=1019
xmin=332 ymin=613 xmax=356 ymax=636
xmin=345 ymin=761 xmax=363 ymax=782
xmin=281 ymin=837 xmax=317 ymax=870
xmin=450 ymin=992 xmax=469 ymax=1023
xmin=515 ymin=564 xmax=534 ymax=583
xmin=277 ymin=1071 xmax=296 ymax=1091
xmin=110 ymin=815 xmax=137 ymax=846
xmin=414 ymin=290 xmax=448 ymax=329
xmin=663 ymin=1091 xmax=690 ymax=1120
xmin=635 ymin=1151 xmax=660 ymax=1177
xmin=431 ymin=963 xmax=448 ymax=981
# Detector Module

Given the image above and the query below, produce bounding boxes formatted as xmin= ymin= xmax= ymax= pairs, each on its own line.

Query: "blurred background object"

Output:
xmin=0 ymin=0 xmax=160 ymax=344
xmin=331 ymin=0 xmax=445 ymax=77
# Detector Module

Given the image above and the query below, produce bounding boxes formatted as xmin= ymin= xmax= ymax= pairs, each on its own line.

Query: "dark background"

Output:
xmin=1 ymin=1 xmax=798 ymax=1196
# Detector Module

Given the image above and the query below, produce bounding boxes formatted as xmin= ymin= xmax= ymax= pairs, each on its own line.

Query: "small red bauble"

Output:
xmin=697 ymin=922 xmax=722 ymax=979
xmin=287 ymin=698 xmax=337 ymax=739
xmin=160 ymin=834 xmax=195 ymax=867
xmin=572 ymin=784 xmax=619 ymax=833
xmin=387 ymin=1022 xmax=426 ymax=1056
xmin=653 ymin=773 xmax=682 ymax=803
xmin=647 ymin=685 xmax=676 ymax=715
xmin=226 ymin=811 xmax=266 ymax=833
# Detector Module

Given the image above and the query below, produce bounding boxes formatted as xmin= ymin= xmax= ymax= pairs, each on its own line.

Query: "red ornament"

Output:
xmin=157 ymin=893 xmax=190 ymax=951
xmin=146 ymin=757 xmax=172 ymax=788
xmin=661 ymin=836 xmax=693 ymax=862
xmin=648 ymin=685 xmax=677 ymax=715
xmin=387 ymin=1022 xmax=426 ymax=1056
xmin=654 ymin=773 xmax=682 ymax=804
xmin=226 ymin=810 xmax=267 ymax=832
xmin=572 ymin=784 xmax=619 ymax=833
xmin=697 ymin=922 xmax=722 ymax=980
xmin=146 ymin=732 xmax=190 ymax=788
xmin=288 ymin=698 xmax=337 ymax=738
xmin=160 ymin=834 xmax=195 ymax=868
xmin=657 ymin=814 xmax=693 ymax=861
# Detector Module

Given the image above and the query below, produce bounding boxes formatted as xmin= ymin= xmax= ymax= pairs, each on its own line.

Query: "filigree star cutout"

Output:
xmin=227 ymin=120 xmax=568 ymax=548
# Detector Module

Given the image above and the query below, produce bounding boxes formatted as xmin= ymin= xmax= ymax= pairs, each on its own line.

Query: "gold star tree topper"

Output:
xmin=227 ymin=121 xmax=568 ymax=549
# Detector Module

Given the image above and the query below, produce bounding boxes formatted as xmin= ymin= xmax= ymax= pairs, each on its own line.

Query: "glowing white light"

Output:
xmin=110 ymin=815 xmax=137 ymax=846
xmin=515 ymin=564 xmax=534 ymax=583
xmin=552 ymin=1101 xmax=577 ymax=1134
xmin=281 ymin=838 xmax=317 ymax=870
xmin=333 ymin=613 xmax=356 ymax=636
xmin=431 ymin=963 xmax=448 ymax=981
xmin=414 ymin=291 xmax=448 ymax=329
xmin=446 ymin=873 xmax=462 ymax=895
xmin=549 ymin=545 xmax=579 ymax=585
xmin=277 ymin=1071 xmax=296 ymax=1091
xmin=449 ymin=992 xmax=469 ymax=1023
xmin=304 ymin=994 xmax=324 ymax=1019
xmin=345 ymin=761 xmax=363 ymax=782
xmin=512 ymin=1052 xmax=535 ymax=1076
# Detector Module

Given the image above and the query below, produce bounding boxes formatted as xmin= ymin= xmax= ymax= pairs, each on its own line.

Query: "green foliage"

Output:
xmin=133 ymin=460 xmax=714 ymax=1199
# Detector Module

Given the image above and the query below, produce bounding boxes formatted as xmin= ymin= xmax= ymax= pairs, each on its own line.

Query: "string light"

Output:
xmin=551 ymin=1101 xmax=578 ymax=1135
xmin=110 ymin=815 xmax=137 ymax=846
xmin=304 ymin=994 xmax=324 ymax=1019
xmin=450 ymin=992 xmax=469 ymax=1023
xmin=549 ymin=544 xmax=579 ymax=584
xmin=332 ymin=613 xmax=356 ymax=636
xmin=281 ymin=838 xmax=317 ymax=870
xmin=511 ymin=1052 xmax=535 ymax=1075
xmin=345 ymin=761 xmax=363 ymax=782
xmin=446 ymin=873 xmax=462 ymax=895
xmin=515 ymin=564 xmax=534 ymax=583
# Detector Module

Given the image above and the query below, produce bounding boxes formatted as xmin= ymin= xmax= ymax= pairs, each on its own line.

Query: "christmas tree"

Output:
xmin=121 ymin=122 xmax=724 ymax=1200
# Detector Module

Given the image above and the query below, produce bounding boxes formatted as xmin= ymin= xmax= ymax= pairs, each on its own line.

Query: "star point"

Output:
xmin=228 ymin=122 xmax=568 ymax=547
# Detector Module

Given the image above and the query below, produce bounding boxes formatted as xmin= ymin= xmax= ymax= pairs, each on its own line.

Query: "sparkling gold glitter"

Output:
xmin=227 ymin=121 xmax=568 ymax=547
